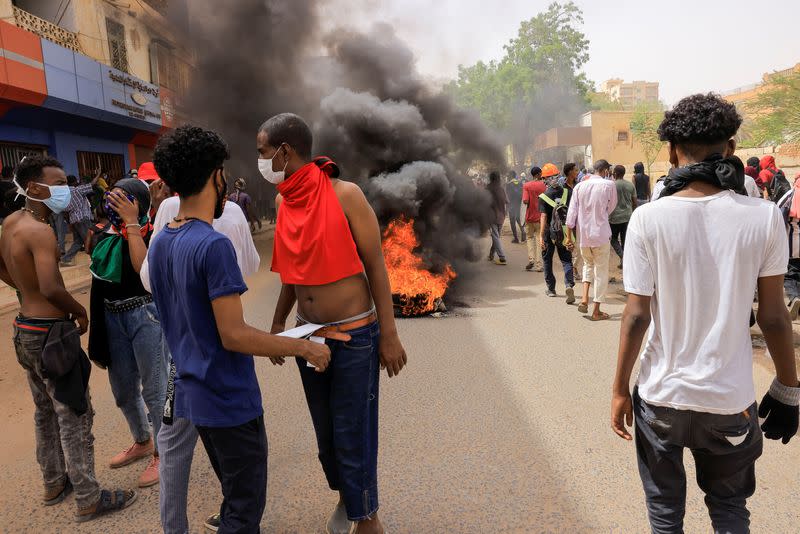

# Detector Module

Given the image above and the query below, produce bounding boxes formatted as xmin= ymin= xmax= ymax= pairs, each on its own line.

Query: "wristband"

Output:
xmin=768 ymin=377 xmax=800 ymax=407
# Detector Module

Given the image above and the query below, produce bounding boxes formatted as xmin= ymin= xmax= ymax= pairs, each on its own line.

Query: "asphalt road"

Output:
xmin=0 ymin=227 xmax=798 ymax=533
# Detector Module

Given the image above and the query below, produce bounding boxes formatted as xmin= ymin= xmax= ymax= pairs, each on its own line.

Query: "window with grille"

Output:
xmin=77 ymin=151 xmax=125 ymax=183
xmin=150 ymin=40 xmax=191 ymax=94
xmin=106 ymin=18 xmax=129 ymax=73
xmin=0 ymin=143 xmax=48 ymax=172
xmin=617 ymin=131 xmax=629 ymax=142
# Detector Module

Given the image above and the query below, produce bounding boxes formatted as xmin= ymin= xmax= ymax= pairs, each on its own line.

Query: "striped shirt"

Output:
xmin=65 ymin=184 xmax=94 ymax=224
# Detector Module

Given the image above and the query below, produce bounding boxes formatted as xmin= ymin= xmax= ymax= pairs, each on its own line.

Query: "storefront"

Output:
xmin=0 ymin=21 xmax=167 ymax=178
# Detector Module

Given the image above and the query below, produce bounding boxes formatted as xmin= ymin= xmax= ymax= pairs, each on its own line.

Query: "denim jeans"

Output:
xmin=296 ymin=321 xmax=381 ymax=521
xmin=106 ymin=301 xmax=168 ymax=451
xmin=14 ymin=320 xmax=100 ymax=510
xmin=542 ymin=239 xmax=574 ymax=291
xmin=62 ymin=219 xmax=91 ymax=262
xmin=488 ymin=224 xmax=506 ymax=261
xmin=197 ymin=416 xmax=268 ymax=534
xmin=634 ymin=388 xmax=762 ymax=534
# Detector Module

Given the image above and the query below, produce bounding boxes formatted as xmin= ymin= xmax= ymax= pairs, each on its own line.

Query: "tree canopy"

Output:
xmin=742 ymin=70 xmax=800 ymax=147
xmin=629 ymin=102 xmax=665 ymax=175
xmin=446 ymin=2 xmax=592 ymax=164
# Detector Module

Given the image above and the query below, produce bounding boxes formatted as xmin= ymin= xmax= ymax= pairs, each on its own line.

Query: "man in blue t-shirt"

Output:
xmin=148 ymin=125 xmax=330 ymax=533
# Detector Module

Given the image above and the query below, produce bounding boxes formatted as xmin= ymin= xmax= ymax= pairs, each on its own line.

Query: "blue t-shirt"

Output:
xmin=148 ymin=220 xmax=262 ymax=427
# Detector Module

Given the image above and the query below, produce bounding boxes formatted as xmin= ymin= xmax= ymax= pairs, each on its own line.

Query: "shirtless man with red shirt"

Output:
xmin=259 ymin=113 xmax=406 ymax=534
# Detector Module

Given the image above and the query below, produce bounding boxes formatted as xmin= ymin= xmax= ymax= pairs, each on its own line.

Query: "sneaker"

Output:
xmin=326 ymin=502 xmax=352 ymax=534
xmin=534 ymin=266 xmax=543 ymax=273
xmin=566 ymin=287 xmax=576 ymax=305
xmin=545 ymin=289 xmax=557 ymax=297
xmin=109 ymin=439 xmax=154 ymax=468
xmin=138 ymin=456 xmax=159 ymax=488
xmin=205 ymin=513 xmax=221 ymax=532
xmin=525 ymin=262 xmax=534 ymax=271
xmin=789 ymin=298 xmax=800 ymax=321
xmin=493 ymin=258 xmax=508 ymax=266
xmin=488 ymin=255 xmax=494 ymax=262
xmin=511 ymin=239 xmax=520 ymax=244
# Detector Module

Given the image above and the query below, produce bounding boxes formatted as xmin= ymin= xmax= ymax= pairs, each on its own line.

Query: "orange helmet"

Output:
xmin=541 ymin=163 xmax=559 ymax=178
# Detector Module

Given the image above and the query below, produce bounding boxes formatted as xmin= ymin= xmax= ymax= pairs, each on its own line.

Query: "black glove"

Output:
xmin=758 ymin=379 xmax=800 ymax=444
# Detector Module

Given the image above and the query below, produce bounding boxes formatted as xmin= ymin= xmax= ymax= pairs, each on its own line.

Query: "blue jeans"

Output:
xmin=106 ymin=301 xmax=168 ymax=451
xmin=296 ymin=321 xmax=381 ymax=521
xmin=489 ymin=224 xmax=506 ymax=261
xmin=543 ymin=239 xmax=574 ymax=291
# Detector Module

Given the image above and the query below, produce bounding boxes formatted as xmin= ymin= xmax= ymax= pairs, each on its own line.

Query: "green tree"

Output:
xmin=629 ymin=102 xmax=665 ymax=175
xmin=743 ymin=70 xmax=800 ymax=147
xmin=447 ymin=2 xmax=591 ymax=164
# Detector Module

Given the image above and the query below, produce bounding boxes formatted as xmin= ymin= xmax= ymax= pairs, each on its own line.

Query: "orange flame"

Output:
xmin=382 ymin=218 xmax=456 ymax=316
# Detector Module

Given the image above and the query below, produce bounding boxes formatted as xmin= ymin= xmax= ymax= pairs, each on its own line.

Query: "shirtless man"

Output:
xmin=260 ymin=113 xmax=407 ymax=534
xmin=0 ymin=155 xmax=135 ymax=522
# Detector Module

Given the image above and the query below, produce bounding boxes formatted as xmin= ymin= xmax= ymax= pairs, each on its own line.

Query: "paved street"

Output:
xmin=0 ymin=229 xmax=798 ymax=534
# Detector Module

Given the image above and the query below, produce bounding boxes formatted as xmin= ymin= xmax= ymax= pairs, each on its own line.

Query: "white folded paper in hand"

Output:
xmin=276 ymin=323 xmax=327 ymax=367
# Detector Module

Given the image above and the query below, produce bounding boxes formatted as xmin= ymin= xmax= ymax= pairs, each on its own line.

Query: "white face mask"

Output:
xmin=258 ymin=146 xmax=289 ymax=185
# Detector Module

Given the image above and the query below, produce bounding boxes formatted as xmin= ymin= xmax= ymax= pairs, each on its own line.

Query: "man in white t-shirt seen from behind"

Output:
xmin=611 ymin=93 xmax=798 ymax=534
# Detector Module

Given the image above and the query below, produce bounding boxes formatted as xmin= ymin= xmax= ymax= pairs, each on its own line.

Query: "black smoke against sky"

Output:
xmin=182 ymin=1 xmax=506 ymax=266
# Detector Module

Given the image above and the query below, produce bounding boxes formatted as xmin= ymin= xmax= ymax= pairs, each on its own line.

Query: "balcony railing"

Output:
xmin=13 ymin=6 xmax=83 ymax=53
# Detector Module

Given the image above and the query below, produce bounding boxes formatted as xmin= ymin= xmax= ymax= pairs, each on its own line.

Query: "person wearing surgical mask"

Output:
xmin=0 ymin=155 xmax=138 ymax=522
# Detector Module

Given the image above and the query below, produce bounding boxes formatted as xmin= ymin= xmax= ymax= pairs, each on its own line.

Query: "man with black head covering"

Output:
xmin=88 ymin=177 xmax=167 ymax=489
xmin=612 ymin=93 xmax=798 ymax=533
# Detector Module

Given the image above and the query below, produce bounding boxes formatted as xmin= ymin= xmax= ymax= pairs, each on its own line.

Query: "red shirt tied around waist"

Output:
xmin=271 ymin=161 xmax=364 ymax=285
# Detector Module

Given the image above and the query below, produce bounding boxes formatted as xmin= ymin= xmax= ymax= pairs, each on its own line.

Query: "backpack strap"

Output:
xmin=539 ymin=193 xmax=556 ymax=208
xmin=559 ymin=189 xmax=568 ymax=205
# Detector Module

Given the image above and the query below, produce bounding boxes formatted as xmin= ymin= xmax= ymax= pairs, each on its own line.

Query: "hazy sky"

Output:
xmin=329 ymin=0 xmax=800 ymax=104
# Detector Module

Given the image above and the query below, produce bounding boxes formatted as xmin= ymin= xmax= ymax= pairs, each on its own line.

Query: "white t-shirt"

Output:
xmin=624 ymin=190 xmax=789 ymax=414
xmin=744 ymin=175 xmax=761 ymax=198
xmin=140 ymin=196 xmax=261 ymax=292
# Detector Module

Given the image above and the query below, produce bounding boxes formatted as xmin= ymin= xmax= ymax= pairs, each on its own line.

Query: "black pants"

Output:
xmin=196 ymin=416 xmax=268 ymax=534
xmin=610 ymin=221 xmax=629 ymax=261
xmin=634 ymin=389 xmax=762 ymax=534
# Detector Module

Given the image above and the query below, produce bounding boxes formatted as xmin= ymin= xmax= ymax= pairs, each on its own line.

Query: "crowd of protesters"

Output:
xmin=0 ymin=92 xmax=797 ymax=534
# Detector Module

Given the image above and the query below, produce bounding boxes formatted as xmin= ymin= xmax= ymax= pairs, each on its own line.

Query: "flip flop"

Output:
xmin=76 ymin=489 xmax=137 ymax=523
xmin=589 ymin=312 xmax=611 ymax=322
xmin=44 ymin=479 xmax=73 ymax=506
xmin=577 ymin=303 xmax=588 ymax=314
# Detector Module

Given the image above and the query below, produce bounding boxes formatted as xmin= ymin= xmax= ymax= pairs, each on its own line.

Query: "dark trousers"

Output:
xmin=296 ymin=321 xmax=380 ymax=521
xmin=542 ymin=239 xmax=574 ymax=291
xmin=196 ymin=416 xmax=268 ymax=534
xmin=610 ymin=221 xmax=629 ymax=261
xmin=508 ymin=208 xmax=525 ymax=242
xmin=785 ymin=258 xmax=800 ymax=301
xmin=634 ymin=389 xmax=762 ymax=534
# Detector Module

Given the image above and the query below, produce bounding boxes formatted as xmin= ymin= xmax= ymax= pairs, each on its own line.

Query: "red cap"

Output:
xmin=138 ymin=162 xmax=159 ymax=183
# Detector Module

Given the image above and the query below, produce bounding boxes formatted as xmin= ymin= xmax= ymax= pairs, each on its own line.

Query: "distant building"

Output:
xmin=531 ymin=110 xmax=671 ymax=178
xmin=0 ymin=0 xmax=191 ymax=177
xmin=723 ymin=62 xmax=800 ymax=110
xmin=600 ymin=79 xmax=659 ymax=109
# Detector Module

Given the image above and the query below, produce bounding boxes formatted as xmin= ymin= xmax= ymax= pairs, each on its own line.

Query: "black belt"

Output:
xmin=104 ymin=295 xmax=153 ymax=314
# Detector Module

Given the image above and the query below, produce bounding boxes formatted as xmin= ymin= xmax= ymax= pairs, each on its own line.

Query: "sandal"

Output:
xmin=76 ymin=489 xmax=137 ymax=523
xmin=44 ymin=479 xmax=73 ymax=506
xmin=589 ymin=312 xmax=611 ymax=322
xmin=577 ymin=303 xmax=588 ymax=314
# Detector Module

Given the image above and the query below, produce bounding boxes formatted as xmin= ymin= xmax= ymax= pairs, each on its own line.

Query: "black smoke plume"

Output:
xmin=182 ymin=1 xmax=505 ymax=268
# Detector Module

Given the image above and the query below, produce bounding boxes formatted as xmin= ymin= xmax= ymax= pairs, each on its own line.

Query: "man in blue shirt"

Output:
xmin=148 ymin=125 xmax=330 ymax=533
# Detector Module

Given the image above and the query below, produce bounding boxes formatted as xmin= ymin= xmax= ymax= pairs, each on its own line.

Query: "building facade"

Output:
xmin=0 ymin=0 xmax=189 ymax=179
xmin=599 ymin=78 xmax=659 ymax=109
